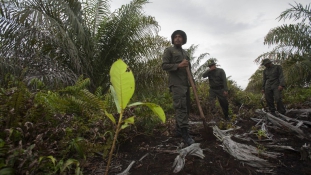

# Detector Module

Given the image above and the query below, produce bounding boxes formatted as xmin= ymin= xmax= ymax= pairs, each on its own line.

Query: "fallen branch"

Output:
xmin=213 ymin=125 xmax=281 ymax=173
xmin=259 ymin=122 xmax=273 ymax=140
xmin=277 ymin=112 xmax=311 ymax=127
xmin=250 ymin=118 xmax=263 ymax=126
xmin=172 ymin=143 xmax=205 ymax=173
xmin=116 ymin=153 xmax=149 ymax=175
xmin=255 ymin=109 xmax=309 ymax=140
xmin=286 ymin=109 xmax=311 ymax=118
xmin=286 ymin=109 xmax=311 ymax=113
xmin=265 ymin=145 xmax=296 ymax=152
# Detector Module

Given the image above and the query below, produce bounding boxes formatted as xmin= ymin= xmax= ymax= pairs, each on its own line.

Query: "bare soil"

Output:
xmin=85 ymin=109 xmax=311 ymax=175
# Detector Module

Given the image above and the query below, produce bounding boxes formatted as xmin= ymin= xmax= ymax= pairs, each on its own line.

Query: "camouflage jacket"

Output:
xmin=262 ymin=64 xmax=285 ymax=90
xmin=162 ymin=46 xmax=192 ymax=87
xmin=202 ymin=68 xmax=228 ymax=91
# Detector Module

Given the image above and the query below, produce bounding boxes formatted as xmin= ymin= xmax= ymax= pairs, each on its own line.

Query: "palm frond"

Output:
xmin=81 ymin=0 xmax=110 ymax=35
xmin=245 ymin=68 xmax=264 ymax=92
xmin=1 ymin=0 xmax=174 ymax=91
xmin=130 ymin=35 xmax=171 ymax=96
xmin=254 ymin=2 xmax=311 ymax=87
xmin=184 ymin=44 xmax=210 ymax=81
xmin=63 ymin=77 xmax=91 ymax=93
xmin=278 ymin=2 xmax=311 ymax=22
xmin=0 ymin=0 xmax=95 ymax=88
xmin=264 ymin=23 xmax=311 ymax=52
xmin=282 ymin=55 xmax=311 ymax=86
xmin=93 ymin=0 xmax=160 ymax=87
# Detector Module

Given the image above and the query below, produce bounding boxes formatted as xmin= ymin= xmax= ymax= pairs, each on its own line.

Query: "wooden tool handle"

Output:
xmin=186 ymin=67 xmax=206 ymax=121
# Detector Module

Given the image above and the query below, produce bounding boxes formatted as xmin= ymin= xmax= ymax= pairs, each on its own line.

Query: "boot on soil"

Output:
xmin=181 ymin=128 xmax=195 ymax=146
xmin=224 ymin=115 xmax=231 ymax=122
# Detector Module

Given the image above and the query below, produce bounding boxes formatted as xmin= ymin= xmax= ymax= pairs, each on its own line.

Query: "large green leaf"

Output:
xmin=110 ymin=59 xmax=135 ymax=110
xmin=109 ymin=85 xmax=120 ymax=113
xmin=0 ymin=168 xmax=14 ymax=175
xmin=128 ymin=102 xmax=166 ymax=123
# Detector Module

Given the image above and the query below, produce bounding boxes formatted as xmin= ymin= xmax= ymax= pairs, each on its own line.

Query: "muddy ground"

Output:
xmin=85 ymin=108 xmax=311 ymax=175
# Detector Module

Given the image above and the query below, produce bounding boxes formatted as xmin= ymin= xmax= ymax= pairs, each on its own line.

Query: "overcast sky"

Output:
xmin=110 ymin=0 xmax=309 ymax=89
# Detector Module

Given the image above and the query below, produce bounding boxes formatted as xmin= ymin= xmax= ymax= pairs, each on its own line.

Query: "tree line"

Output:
xmin=0 ymin=0 xmax=310 ymax=174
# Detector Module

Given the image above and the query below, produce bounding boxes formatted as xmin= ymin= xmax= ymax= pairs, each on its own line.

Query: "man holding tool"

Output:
xmin=162 ymin=30 xmax=195 ymax=146
xmin=202 ymin=60 xmax=230 ymax=121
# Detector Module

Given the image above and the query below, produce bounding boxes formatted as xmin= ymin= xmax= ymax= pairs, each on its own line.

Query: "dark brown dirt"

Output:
xmin=86 ymin=110 xmax=311 ymax=175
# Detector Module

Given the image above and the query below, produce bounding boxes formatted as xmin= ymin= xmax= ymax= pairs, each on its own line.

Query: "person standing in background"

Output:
xmin=202 ymin=60 xmax=230 ymax=121
xmin=261 ymin=58 xmax=286 ymax=116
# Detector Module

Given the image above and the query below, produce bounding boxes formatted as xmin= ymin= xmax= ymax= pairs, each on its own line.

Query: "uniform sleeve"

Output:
xmin=162 ymin=48 xmax=179 ymax=71
xmin=278 ymin=66 xmax=285 ymax=87
xmin=202 ymin=69 xmax=210 ymax=78
xmin=221 ymin=69 xmax=228 ymax=91
xmin=262 ymin=70 xmax=266 ymax=90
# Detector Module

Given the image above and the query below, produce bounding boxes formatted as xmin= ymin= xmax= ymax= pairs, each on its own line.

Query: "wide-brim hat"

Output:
xmin=261 ymin=59 xmax=272 ymax=65
xmin=171 ymin=30 xmax=187 ymax=45
xmin=208 ymin=60 xmax=216 ymax=67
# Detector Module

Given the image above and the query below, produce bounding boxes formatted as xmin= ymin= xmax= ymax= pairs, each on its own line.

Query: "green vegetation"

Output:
xmin=104 ymin=59 xmax=165 ymax=175
xmin=0 ymin=0 xmax=169 ymax=90
xmin=256 ymin=144 xmax=267 ymax=156
xmin=248 ymin=2 xmax=311 ymax=90
xmin=0 ymin=0 xmax=310 ymax=174
xmin=256 ymin=129 xmax=267 ymax=140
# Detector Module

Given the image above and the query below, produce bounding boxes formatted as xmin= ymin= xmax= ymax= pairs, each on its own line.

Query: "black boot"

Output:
xmin=224 ymin=115 xmax=231 ymax=121
xmin=181 ymin=128 xmax=195 ymax=146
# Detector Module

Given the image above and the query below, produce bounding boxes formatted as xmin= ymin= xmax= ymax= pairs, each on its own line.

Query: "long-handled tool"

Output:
xmin=186 ymin=67 xmax=209 ymax=130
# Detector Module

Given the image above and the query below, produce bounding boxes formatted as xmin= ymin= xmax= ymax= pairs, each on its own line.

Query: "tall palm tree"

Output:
xmin=0 ymin=0 xmax=93 ymax=88
xmin=93 ymin=0 xmax=161 ymax=89
xmin=133 ymin=35 xmax=171 ymax=96
xmin=255 ymin=2 xmax=311 ymax=87
xmin=0 ymin=0 xmax=165 ymax=90
xmin=186 ymin=44 xmax=210 ymax=81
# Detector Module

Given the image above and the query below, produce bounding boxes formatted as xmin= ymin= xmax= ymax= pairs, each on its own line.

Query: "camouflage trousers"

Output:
xmin=208 ymin=88 xmax=229 ymax=119
xmin=170 ymin=85 xmax=190 ymax=129
xmin=264 ymin=88 xmax=286 ymax=114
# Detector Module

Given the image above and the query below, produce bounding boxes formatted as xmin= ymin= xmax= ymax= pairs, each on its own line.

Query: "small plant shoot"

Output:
xmin=104 ymin=59 xmax=166 ymax=175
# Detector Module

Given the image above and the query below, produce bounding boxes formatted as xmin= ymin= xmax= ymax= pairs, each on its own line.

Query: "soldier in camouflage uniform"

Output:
xmin=162 ymin=30 xmax=195 ymax=146
xmin=261 ymin=59 xmax=286 ymax=115
xmin=202 ymin=60 xmax=230 ymax=121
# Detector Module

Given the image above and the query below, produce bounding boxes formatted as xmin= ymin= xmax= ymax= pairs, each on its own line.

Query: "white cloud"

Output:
xmin=110 ymin=0 xmax=310 ymax=89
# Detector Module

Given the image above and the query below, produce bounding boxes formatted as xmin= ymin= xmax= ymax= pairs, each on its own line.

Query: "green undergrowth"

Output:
xmin=0 ymin=59 xmax=166 ymax=174
xmin=0 ymin=72 xmax=310 ymax=174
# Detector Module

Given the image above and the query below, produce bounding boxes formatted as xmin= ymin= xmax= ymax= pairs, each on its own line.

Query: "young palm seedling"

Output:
xmin=104 ymin=60 xmax=166 ymax=175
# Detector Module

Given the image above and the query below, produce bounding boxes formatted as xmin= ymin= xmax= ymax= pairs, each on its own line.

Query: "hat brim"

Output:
xmin=208 ymin=63 xmax=216 ymax=67
xmin=261 ymin=61 xmax=271 ymax=66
